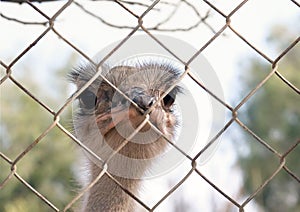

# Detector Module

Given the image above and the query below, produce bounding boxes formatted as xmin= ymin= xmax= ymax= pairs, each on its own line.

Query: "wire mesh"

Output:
xmin=0 ymin=0 xmax=299 ymax=211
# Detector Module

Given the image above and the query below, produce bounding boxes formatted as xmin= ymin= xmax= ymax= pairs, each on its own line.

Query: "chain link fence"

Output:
xmin=1 ymin=0 xmax=299 ymax=211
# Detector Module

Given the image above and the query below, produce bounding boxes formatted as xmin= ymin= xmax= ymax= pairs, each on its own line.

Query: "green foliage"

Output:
xmin=0 ymin=63 xmax=77 ymax=211
xmin=236 ymin=26 xmax=300 ymax=211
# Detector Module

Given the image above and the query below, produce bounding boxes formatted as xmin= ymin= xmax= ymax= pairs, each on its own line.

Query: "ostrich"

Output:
xmin=70 ymin=61 xmax=182 ymax=211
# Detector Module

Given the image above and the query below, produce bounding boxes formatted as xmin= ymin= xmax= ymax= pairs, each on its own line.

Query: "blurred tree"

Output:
xmin=236 ymin=25 xmax=300 ymax=211
xmin=0 ymin=59 xmax=77 ymax=211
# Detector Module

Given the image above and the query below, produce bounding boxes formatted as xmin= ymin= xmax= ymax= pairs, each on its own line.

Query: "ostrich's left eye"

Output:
xmin=79 ymin=90 xmax=97 ymax=109
xmin=162 ymin=93 xmax=175 ymax=109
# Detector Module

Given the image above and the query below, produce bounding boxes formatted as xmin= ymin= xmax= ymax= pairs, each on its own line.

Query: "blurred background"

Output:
xmin=0 ymin=0 xmax=299 ymax=211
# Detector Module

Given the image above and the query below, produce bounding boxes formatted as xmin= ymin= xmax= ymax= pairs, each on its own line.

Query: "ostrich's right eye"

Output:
xmin=79 ymin=90 xmax=97 ymax=109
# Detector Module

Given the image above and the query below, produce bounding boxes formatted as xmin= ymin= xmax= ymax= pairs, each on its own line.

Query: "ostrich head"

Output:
xmin=70 ymin=61 xmax=182 ymax=178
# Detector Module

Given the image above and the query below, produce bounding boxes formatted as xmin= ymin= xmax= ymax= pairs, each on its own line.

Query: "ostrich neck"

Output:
xmin=81 ymin=127 xmax=170 ymax=211
xmin=83 ymin=163 xmax=141 ymax=212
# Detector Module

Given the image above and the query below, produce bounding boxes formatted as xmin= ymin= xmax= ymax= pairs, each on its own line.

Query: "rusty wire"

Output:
xmin=0 ymin=0 xmax=299 ymax=211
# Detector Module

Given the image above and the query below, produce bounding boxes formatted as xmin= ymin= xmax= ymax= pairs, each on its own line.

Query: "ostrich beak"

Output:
xmin=96 ymin=94 xmax=155 ymax=135
xmin=96 ymin=105 xmax=129 ymax=135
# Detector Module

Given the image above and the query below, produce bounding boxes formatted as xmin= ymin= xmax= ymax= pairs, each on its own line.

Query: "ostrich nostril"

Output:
xmin=133 ymin=95 xmax=155 ymax=111
xmin=148 ymin=98 xmax=154 ymax=107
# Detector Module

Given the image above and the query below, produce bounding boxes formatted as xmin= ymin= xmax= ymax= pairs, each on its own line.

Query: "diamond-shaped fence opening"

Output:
xmin=1 ymin=0 xmax=299 ymax=211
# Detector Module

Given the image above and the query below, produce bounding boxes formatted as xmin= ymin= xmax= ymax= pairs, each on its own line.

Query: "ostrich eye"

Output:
xmin=79 ymin=90 xmax=97 ymax=109
xmin=162 ymin=93 xmax=175 ymax=109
